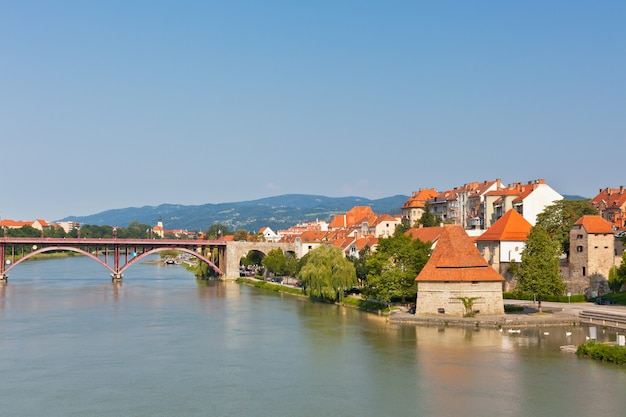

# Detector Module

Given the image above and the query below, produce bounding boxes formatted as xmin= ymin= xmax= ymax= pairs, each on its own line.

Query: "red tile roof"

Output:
xmin=405 ymin=226 xmax=444 ymax=243
xmin=574 ymin=215 xmax=614 ymax=234
xmin=416 ymin=225 xmax=504 ymax=282
xmin=402 ymin=188 xmax=439 ymax=209
xmin=475 ymin=209 xmax=531 ymax=242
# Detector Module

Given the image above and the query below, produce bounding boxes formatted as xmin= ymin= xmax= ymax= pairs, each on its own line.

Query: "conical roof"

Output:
xmin=416 ymin=225 xmax=504 ymax=282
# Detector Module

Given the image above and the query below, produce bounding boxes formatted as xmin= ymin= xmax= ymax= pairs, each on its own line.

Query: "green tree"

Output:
xmin=298 ymin=245 xmax=357 ymax=302
xmin=348 ymin=246 xmax=371 ymax=286
xmin=416 ymin=202 xmax=440 ymax=227
xmin=535 ymin=199 xmax=597 ymax=257
xmin=364 ymin=233 xmax=431 ymax=303
xmin=608 ymin=266 xmax=623 ymax=294
xmin=613 ymin=252 xmax=626 ymax=293
xmin=283 ymin=252 xmax=299 ymax=277
xmin=118 ymin=221 xmax=154 ymax=238
xmin=262 ymin=248 xmax=286 ymax=276
xmin=205 ymin=224 xmax=231 ymax=240
xmin=457 ymin=296 xmax=480 ymax=317
xmin=233 ymin=229 xmax=249 ymax=241
xmin=514 ymin=226 xmax=566 ymax=308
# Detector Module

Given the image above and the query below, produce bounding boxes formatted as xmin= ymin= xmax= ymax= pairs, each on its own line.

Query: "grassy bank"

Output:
xmin=235 ymin=278 xmax=389 ymax=313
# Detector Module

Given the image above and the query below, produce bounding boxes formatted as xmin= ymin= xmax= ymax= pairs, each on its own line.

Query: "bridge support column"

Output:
xmin=111 ymin=272 xmax=123 ymax=282
xmin=0 ymin=273 xmax=7 ymax=283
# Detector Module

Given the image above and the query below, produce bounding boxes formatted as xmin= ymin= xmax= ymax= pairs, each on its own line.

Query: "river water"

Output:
xmin=1 ymin=256 xmax=625 ymax=417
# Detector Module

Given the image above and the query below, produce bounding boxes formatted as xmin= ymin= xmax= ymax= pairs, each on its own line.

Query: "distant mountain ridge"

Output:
xmin=58 ymin=194 xmax=410 ymax=233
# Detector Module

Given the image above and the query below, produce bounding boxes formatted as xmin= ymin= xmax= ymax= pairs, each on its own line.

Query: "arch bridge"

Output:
xmin=0 ymin=237 xmax=300 ymax=282
xmin=0 ymin=237 xmax=226 ymax=282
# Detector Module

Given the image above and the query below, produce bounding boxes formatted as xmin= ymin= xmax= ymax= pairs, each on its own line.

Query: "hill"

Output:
xmin=58 ymin=194 xmax=409 ymax=233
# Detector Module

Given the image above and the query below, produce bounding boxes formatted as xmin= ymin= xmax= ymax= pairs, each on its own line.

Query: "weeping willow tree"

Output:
xmin=299 ymin=245 xmax=357 ymax=302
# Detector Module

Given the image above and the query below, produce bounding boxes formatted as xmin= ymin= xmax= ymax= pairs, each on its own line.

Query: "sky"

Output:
xmin=1 ymin=1 xmax=625 ymax=221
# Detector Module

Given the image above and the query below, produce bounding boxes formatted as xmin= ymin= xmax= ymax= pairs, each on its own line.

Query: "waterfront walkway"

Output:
xmin=389 ymin=300 xmax=626 ymax=330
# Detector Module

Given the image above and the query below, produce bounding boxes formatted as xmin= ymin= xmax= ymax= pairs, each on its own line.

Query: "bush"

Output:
xmin=576 ymin=341 xmax=626 ymax=365
xmin=504 ymin=304 xmax=524 ymax=312
xmin=503 ymin=292 xmax=586 ymax=303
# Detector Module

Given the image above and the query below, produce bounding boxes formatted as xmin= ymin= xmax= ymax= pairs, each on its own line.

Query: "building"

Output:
xmin=475 ymin=209 xmax=532 ymax=291
xmin=590 ymin=186 xmax=626 ymax=230
xmin=415 ymin=225 xmax=505 ymax=317
xmin=483 ymin=179 xmax=562 ymax=228
xmin=258 ymin=227 xmax=281 ymax=242
xmin=401 ymin=188 xmax=439 ymax=226
xmin=567 ymin=215 xmax=619 ymax=296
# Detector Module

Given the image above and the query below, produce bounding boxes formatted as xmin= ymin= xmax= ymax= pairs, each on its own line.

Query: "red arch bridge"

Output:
xmin=0 ymin=237 xmax=226 ymax=282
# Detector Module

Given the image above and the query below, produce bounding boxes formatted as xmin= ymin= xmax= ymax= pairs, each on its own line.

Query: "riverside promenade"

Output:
xmin=389 ymin=300 xmax=626 ymax=330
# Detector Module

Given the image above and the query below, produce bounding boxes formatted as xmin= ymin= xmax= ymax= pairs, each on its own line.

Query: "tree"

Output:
xmin=348 ymin=246 xmax=371 ymax=286
xmin=118 ymin=221 xmax=153 ymax=238
xmin=457 ymin=296 xmax=480 ymax=317
xmin=283 ymin=252 xmax=299 ymax=277
xmin=298 ymin=245 xmax=357 ymax=302
xmin=262 ymin=248 xmax=286 ymax=276
xmin=416 ymin=202 xmax=440 ymax=227
xmin=364 ymin=233 xmax=431 ymax=303
xmin=612 ymin=251 xmax=626 ymax=293
xmin=233 ymin=229 xmax=249 ymax=241
xmin=205 ymin=223 xmax=231 ymax=240
xmin=535 ymin=199 xmax=597 ymax=257
xmin=608 ymin=266 xmax=623 ymax=294
xmin=514 ymin=226 xmax=566 ymax=308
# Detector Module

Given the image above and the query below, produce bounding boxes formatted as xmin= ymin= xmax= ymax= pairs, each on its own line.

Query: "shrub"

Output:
xmin=576 ymin=341 xmax=626 ymax=365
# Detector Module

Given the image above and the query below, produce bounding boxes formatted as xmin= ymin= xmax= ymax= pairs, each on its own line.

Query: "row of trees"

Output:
xmin=2 ymin=221 xmax=155 ymax=239
xmin=257 ymin=228 xmax=432 ymax=304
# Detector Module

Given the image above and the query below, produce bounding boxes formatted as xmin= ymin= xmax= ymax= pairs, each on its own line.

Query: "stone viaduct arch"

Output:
xmin=223 ymin=241 xmax=299 ymax=279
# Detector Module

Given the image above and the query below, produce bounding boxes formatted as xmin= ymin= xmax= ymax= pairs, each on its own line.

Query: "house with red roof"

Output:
xmin=568 ymin=215 xmax=621 ymax=296
xmin=475 ymin=209 xmax=532 ymax=291
xmin=590 ymin=186 xmax=626 ymax=230
xmin=401 ymin=188 xmax=439 ymax=226
xmin=415 ymin=225 xmax=505 ymax=316
xmin=483 ymin=179 xmax=562 ymax=228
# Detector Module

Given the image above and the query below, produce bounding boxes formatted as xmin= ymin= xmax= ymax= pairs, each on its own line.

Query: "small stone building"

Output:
xmin=415 ymin=225 xmax=505 ymax=317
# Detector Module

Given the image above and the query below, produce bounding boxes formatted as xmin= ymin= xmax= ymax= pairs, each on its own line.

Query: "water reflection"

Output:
xmin=1 ymin=257 xmax=626 ymax=417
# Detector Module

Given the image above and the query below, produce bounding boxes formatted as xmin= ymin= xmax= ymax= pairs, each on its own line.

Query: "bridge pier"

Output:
xmin=111 ymin=272 xmax=123 ymax=282
xmin=0 ymin=273 xmax=7 ymax=283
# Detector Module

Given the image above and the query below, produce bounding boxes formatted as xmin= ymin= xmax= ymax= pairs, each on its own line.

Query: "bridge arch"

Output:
xmin=224 ymin=241 xmax=299 ymax=279
xmin=4 ymin=246 xmax=115 ymax=276
xmin=121 ymin=247 xmax=222 ymax=276
xmin=2 ymin=246 xmax=223 ymax=280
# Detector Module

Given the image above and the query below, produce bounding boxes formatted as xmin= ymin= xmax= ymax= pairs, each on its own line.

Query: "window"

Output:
xmin=582 ymin=267 xmax=586 ymax=276
xmin=576 ymin=246 xmax=583 ymax=252
xmin=577 ymin=234 xmax=583 ymax=239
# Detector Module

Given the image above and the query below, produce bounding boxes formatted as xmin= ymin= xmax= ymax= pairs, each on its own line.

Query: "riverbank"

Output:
xmin=389 ymin=305 xmax=580 ymax=330
xmin=390 ymin=299 xmax=626 ymax=330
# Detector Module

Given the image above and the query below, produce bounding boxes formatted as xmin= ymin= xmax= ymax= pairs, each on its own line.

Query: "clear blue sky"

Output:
xmin=1 ymin=1 xmax=624 ymax=221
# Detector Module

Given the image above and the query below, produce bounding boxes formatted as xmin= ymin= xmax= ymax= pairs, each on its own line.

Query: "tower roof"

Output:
xmin=416 ymin=225 xmax=504 ymax=282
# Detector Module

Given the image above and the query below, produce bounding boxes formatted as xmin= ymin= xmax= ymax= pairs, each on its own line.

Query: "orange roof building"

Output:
xmin=568 ymin=215 xmax=619 ymax=296
xmin=415 ymin=225 xmax=504 ymax=316
xmin=474 ymin=209 xmax=532 ymax=291
xmin=590 ymin=187 xmax=626 ymax=230
xmin=401 ymin=188 xmax=439 ymax=226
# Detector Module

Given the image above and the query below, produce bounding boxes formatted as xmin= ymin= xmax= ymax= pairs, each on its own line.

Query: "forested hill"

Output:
xmin=58 ymin=194 xmax=409 ymax=233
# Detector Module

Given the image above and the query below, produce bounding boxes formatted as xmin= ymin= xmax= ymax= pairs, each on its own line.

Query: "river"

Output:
xmin=1 ymin=256 xmax=624 ymax=417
